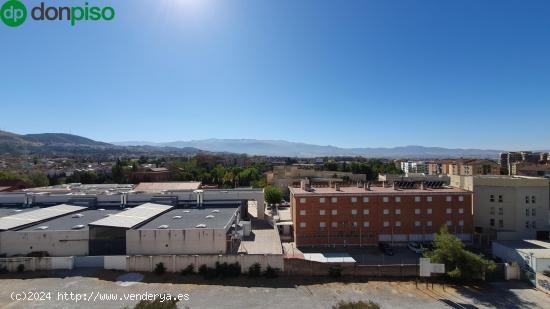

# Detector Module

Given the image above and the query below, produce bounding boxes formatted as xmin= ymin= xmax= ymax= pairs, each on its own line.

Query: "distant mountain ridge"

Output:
xmin=0 ymin=130 xmax=201 ymax=156
xmin=114 ymin=138 xmax=507 ymax=159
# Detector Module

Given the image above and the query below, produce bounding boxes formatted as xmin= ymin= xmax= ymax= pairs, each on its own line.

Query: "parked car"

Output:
xmin=407 ymin=242 xmax=425 ymax=254
xmin=378 ymin=242 xmax=394 ymax=256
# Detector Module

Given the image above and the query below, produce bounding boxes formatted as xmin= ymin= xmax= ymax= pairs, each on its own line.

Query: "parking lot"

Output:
xmin=0 ymin=270 xmax=548 ymax=308
xmin=298 ymin=245 xmax=422 ymax=265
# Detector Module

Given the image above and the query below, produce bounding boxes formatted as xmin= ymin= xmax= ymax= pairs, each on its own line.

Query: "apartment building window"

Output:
xmin=320 ymin=222 xmax=326 ymax=228
xmin=498 ymin=208 xmax=503 ymax=215
xmin=532 ymin=208 xmax=536 ymax=216
xmin=395 ymin=221 xmax=401 ymax=227
xmin=446 ymin=208 xmax=452 ymax=215
xmin=331 ymin=209 xmax=337 ymax=215
xmin=532 ymin=221 xmax=537 ymax=229
xmin=363 ymin=197 xmax=369 ymax=203
xmin=525 ymin=221 xmax=530 ymax=229
xmin=490 ymin=195 xmax=495 ymax=202
xmin=351 ymin=209 xmax=357 ymax=215
xmin=415 ymin=209 xmax=421 ymax=215
xmin=526 ymin=209 xmax=530 ymax=216
xmin=331 ymin=222 xmax=338 ymax=228
xmin=320 ymin=209 xmax=326 ymax=216
xmin=395 ymin=209 xmax=401 ymax=215
xmin=331 ymin=197 xmax=338 ymax=203
xmin=427 ymin=221 xmax=433 ymax=227
xmin=351 ymin=197 xmax=357 ymax=203
xmin=383 ymin=209 xmax=389 ymax=215
xmin=415 ymin=221 xmax=421 ymax=227
xmin=415 ymin=196 xmax=421 ymax=202
xmin=395 ymin=197 xmax=401 ymax=203
xmin=299 ymin=222 xmax=306 ymax=228
xmin=498 ymin=219 xmax=504 ymax=228
xmin=427 ymin=208 xmax=432 ymax=215
xmin=299 ymin=210 xmax=306 ymax=216
xmin=525 ymin=196 xmax=530 ymax=204
xmin=532 ymin=196 xmax=536 ymax=204
xmin=446 ymin=196 xmax=452 ymax=202
xmin=320 ymin=197 xmax=325 ymax=203
xmin=299 ymin=198 xmax=306 ymax=204
xmin=490 ymin=219 xmax=495 ymax=227
xmin=363 ymin=221 xmax=370 ymax=228
xmin=427 ymin=196 xmax=433 ymax=202
xmin=490 ymin=207 xmax=495 ymax=215
xmin=459 ymin=196 xmax=464 ymax=202
xmin=459 ymin=208 xmax=464 ymax=214
xmin=352 ymin=222 xmax=358 ymax=228
xmin=383 ymin=197 xmax=389 ymax=203
xmin=363 ymin=209 xmax=369 ymax=215
xmin=498 ymin=195 xmax=503 ymax=203
xmin=383 ymin=221 xmax=389 ymax=227
xmin=447 ymin=220 xmax=452 ymax=227
xmin=459 ymin=220 xmax=464 ymax=227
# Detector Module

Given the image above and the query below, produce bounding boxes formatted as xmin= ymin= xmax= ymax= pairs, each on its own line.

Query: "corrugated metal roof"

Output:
xmin=0 ymin=204 xmax=87 ymax=231
xmin=88 ymin=203 xmax=173 ymax=228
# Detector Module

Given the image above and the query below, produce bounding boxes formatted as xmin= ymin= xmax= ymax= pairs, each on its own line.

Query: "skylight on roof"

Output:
xmin=34 ymin=226 xmax=48 ymax=230
xmin=211 ymin=210 xmax=220 ymax=213
xmin=172 ymin=216 xmax=182 ymax=219
xmin=72 ymin=213 xmax=84 ymax=218
xmin=195 ymin=224 xmax=206 ymax=228
xmin=158 ymin=225 xmax=169 ymax=229
xmin=72 ymin=224 xmax=85 ymax=229
xmin=205 ymin=215 xmax=214 ymax=219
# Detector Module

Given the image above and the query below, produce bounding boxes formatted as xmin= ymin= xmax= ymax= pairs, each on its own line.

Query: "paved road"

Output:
xmin=0 ymin=271 xmax=547 ymax=308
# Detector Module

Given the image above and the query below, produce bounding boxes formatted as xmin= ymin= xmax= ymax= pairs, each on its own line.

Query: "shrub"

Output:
xmin=134 ymin=296 xmax=178 ymax=309
xmin=180 ymin=264 xmax=194 ymax=276
xmin=198 ymin=264 xmax=208 ymax=276
xmin=248 ymin=263 xmax=261 ymax=278
xmin=333 ymin=300 xmax=380 ymax=309
xmin=329 ymin=265 xmax=343 ymax=278
xmin=263 ymin=265 xmax=280 ymax=278
xmin=543 ymin=267 xmax=550 ymax=277
xmin=154 ymin=262 xmax=166 ymax=276
xmin=16 ymin=264 xmax=25 ymax=273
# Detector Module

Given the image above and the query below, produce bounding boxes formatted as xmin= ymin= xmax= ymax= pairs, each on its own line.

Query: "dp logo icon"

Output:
xmin=1 ymin=0 xmax=27 ymax=27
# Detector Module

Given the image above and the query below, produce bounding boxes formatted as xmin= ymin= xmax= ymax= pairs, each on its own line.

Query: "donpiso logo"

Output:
xmin=1 ymin=0 xmax=27 ymax=27
xmin=1 ymin=0 xmax=115 ymax=27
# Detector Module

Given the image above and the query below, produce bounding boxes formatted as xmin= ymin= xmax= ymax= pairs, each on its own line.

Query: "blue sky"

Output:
xmin=1 ymin=0 xmax=550 ymax=150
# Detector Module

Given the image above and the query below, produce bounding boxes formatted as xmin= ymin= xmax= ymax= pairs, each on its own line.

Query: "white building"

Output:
xmin=400 ymin=161 xmax=429 ymax=174
xmin=492 ymin=240 xmax=550 ymax=273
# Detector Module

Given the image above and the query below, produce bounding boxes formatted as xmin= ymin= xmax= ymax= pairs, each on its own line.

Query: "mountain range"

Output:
xmin=0 ymin=130 xmax=200 ymax=157
xmin=1 ymin=130 xmax=532 ymax=159
xmin=114 ymin=139 xmax=505 ymax=159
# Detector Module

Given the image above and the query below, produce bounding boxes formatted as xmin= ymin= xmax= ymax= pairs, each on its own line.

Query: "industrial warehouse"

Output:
xmin=0 ymin=183 xmax=284 ymax=274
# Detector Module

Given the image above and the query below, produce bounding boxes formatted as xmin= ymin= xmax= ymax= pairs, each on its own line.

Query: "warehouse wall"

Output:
xmin=126 ymin=254 xmax=284 ymax=273
xmin=0 ymin=230 xmax=89 ymax=257
xmin=126 ymin=229 xmax=228 ymax=255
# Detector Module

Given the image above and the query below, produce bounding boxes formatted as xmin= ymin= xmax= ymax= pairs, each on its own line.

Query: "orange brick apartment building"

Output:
xmin=290 ymin=182 xmax=473 ymax=246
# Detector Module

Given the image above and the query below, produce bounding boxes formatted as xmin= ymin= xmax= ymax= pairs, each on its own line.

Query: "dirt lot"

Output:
xmin=0 ymin=270 xmax=547 ymax=308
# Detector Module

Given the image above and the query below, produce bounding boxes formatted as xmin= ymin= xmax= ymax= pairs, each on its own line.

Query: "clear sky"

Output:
xmin=1 ymin=0 xmax=550 ymax=150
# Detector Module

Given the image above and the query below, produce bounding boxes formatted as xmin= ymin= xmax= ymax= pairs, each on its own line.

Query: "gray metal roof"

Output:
xmin=0 ymin=207 xmax=39 ymax=218
xmin=89 ymin=202 xmax=173 ymax=229
xmin=0 ymin=204 xmax=87 ymax=231
xmin=18 ymin=209 xmax=121 ymax=231
xmin=138 ymin=204 xmax=239 ymax=230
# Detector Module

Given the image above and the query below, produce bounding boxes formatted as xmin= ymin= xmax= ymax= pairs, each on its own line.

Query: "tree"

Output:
xmin=424 ymin=225 xmax=496 ymax=282
xmin=264 ymin=186 xmax=282 ymax=204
